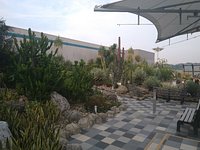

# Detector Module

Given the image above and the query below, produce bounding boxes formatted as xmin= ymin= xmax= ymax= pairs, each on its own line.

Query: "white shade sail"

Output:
xmin=94 ymin=0 xmax=200 ymax=42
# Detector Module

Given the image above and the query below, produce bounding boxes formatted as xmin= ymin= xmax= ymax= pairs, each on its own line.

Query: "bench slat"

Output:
xmin=180 ymin=108 xmax=189 ymax=121
xmin=197 ymin=99 xmax=200 ymax=110
xmin=184 ymin=108 xmax=193 ymax=122
xmin=188 ymin=109 xmax=196 ymax=123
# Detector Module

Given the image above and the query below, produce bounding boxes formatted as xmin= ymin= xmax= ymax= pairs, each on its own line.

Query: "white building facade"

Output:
xmin=8 ymin=26 xmax=154 ymax=64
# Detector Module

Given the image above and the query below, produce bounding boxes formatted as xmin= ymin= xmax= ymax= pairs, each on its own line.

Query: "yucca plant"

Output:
xmin=0 ymin=100 xmax=62 ymax=150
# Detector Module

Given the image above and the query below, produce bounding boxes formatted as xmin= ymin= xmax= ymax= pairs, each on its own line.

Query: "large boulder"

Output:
xmin=78 ymin=117 xmax=94 ymax=129
xmin=65 ymin=123 xmax=80 ymax=136
xmin=95 ymin=113 xmax=108 ymax=124
xmin=51 ymin=92 xmax=70 ymax=113
xmin=116 ymin=85 xmax=128 ymax=94
xmin=87 ymin=113 xmax=97 ymax=124
xmin=67 ymin=110 xmax=82 ymax=123
xmin=107 ymin=110 xmax=115 ymax=118
xmin=0 ymin=121 xmax=12 ymax=148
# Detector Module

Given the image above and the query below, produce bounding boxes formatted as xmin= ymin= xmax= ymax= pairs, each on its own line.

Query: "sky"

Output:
xmin=1 ymin=0 xmax=200 ymax=64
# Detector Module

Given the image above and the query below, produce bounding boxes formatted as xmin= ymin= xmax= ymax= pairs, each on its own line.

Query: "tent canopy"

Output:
xmin=94 ymin=0 xmax=200 ymax=42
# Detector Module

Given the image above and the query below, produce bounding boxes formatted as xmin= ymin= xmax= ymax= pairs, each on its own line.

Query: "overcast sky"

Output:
xmin=1 ymin=0 xmax=200 ymax=64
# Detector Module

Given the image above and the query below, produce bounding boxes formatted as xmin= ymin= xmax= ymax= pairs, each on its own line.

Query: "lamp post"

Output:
xmin=152 ymin=47 xmax=163 ymax=114
xmin=153 ymin=47 xmax=163 ymax=63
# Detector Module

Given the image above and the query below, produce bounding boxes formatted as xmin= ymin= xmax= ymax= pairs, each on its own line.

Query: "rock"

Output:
xmin=87 ymin=113 xmax=97 ymax=124
xmin=0 ymin=121 xmax=12 ymax=148
xmin=116 ymin=85 xmax=128 ymax=94
xmin=65 ymin=123 xmax=80 ymax=136
xmin=60 ymin=128 xmax=71 ymax=139
xmin=60 ymin=137 xmax=68 ymax=146
xmin=115 ymin=107 xmax=120 ymax=113
xmin=98 ymin=113 xmax=108 ymax=123
xmin=119 ymin=104 xmax=127 ymax=111
xmin=51 ymin=91 xmax=70 ymax=113
xmin=95 ymin=115 xmax=103 ymax=124
xmin=62 ymin=144 xmax=82 ymax=150
xmin=107 ymin=110 xmax=115 ymax=118
xmin=78 ymin=117 xmax=93 ymax=129
xmin=111 ymin=106 xmax=117 ymax=113
xmin=67 ymin=110 xmax=82 ymax=123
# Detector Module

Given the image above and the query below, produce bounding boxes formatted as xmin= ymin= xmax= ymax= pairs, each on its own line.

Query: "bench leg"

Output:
xmin=180 ymin=98 xmax=184 ymax=104
xmin=177 ymin=121 xmax=181 ymax=132
xmin=193 ymin=127 xmax=198 ymax=136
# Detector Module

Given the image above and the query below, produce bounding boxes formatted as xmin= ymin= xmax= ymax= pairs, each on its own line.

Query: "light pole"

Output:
xmin=152 ymin=47 xmax=163 ymax=114
xmin=153 ymin=47 xmax=163 ymax=63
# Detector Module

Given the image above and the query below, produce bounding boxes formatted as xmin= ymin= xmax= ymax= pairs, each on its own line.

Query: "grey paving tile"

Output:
xmin=112 ymin=140 xmax=126 ymax=148
xmin=122 ymin=140 xmax=140 ymax=150
xmin=87 ymin=146 xmax=103 ymax=150
xmin=95 ymin=141 xmax=109 ymax=149
xmin=85 ymin=138 xmax=99 ymax=145
xmin=105 ymin=145 xmax=122 ymax=150
xmin=105 ymin=127 xmax=117 ymax=133
xmin=81 ymin=143 xmax=93 ymax=150
xmin=93 ymin=134 xmax=105 ymax=140
xmin=108 ymin=133 xmax=121 ymax=139
xmin=165 ymin=140 xmax=181 ymax=148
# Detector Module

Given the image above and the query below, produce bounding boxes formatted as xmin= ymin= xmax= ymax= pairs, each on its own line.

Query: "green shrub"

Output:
xmin=12 ymin=29 xmax=65 ymax=101
xmin=185 ymin=80 xmax=200 ymax=97
xmin=91 ymin=68 xmax=110 ymax=86
xmin=0 ymin=100 xmax=62 ymax=150
xmin=144 ymin=76 xmax=161 ymax=91
xmin=62 ymin=60 xmax=93 ymax=103
xmin=133 ymin=67 xmax=146 ymax=85
xmin=142 ymin=63 xmax=155 ymax=77
xmin=85 ymin=94 xmax=120 ymax=113
xmin=156 ymin=66 xmax=174 ymax=81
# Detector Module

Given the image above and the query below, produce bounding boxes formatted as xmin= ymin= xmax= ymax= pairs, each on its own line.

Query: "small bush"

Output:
xmin=185 ymin=80 xmax=200 ymax=97
xmin=144 ymin=76 xmax=161 ymax=91
xmin=91 ymin=68 xmax=108 ymax=86
xmin=133 ymin=67 xmax=146 ymax=85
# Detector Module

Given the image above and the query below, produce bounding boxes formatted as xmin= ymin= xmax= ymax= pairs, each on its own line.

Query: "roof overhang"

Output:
xmin=94 ymin=0 xmax=200 ymax=42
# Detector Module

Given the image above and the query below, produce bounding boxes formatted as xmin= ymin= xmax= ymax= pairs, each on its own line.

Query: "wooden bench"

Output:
xmin=177 ymin=99 xmax=200 ymax=136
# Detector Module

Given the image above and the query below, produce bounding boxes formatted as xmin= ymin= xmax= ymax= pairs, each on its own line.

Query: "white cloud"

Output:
xmin=1 ymin=0 xmax=200 ymax=64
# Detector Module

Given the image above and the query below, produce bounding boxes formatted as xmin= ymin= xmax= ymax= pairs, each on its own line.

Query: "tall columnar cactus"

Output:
xmin=13 ymin=28 xmax=65 ymax=101
xmin=111 ymin=37 xmax=124 ymax=87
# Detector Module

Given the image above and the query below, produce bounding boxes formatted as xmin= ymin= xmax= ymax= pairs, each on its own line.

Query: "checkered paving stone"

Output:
xmin=69 ymin=97 xmax=200 ymax=150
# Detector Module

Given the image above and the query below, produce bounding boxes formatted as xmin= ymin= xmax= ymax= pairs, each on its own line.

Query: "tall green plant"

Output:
xmin=13 ymin=28 xmax=65 ymax=101
xmin=63 ymin=60 xmax=93 ymax=103
xmin=0 ymin=19 xmax=14 ymax=88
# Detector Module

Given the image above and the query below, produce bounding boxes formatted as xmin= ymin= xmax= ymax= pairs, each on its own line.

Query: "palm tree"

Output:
xmin=54 ymin=36 xmax=63 ymax=49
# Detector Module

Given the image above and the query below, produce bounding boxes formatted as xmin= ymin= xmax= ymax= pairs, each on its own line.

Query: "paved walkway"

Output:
xmin=69 ymin=97 xmax=200 ymax=150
